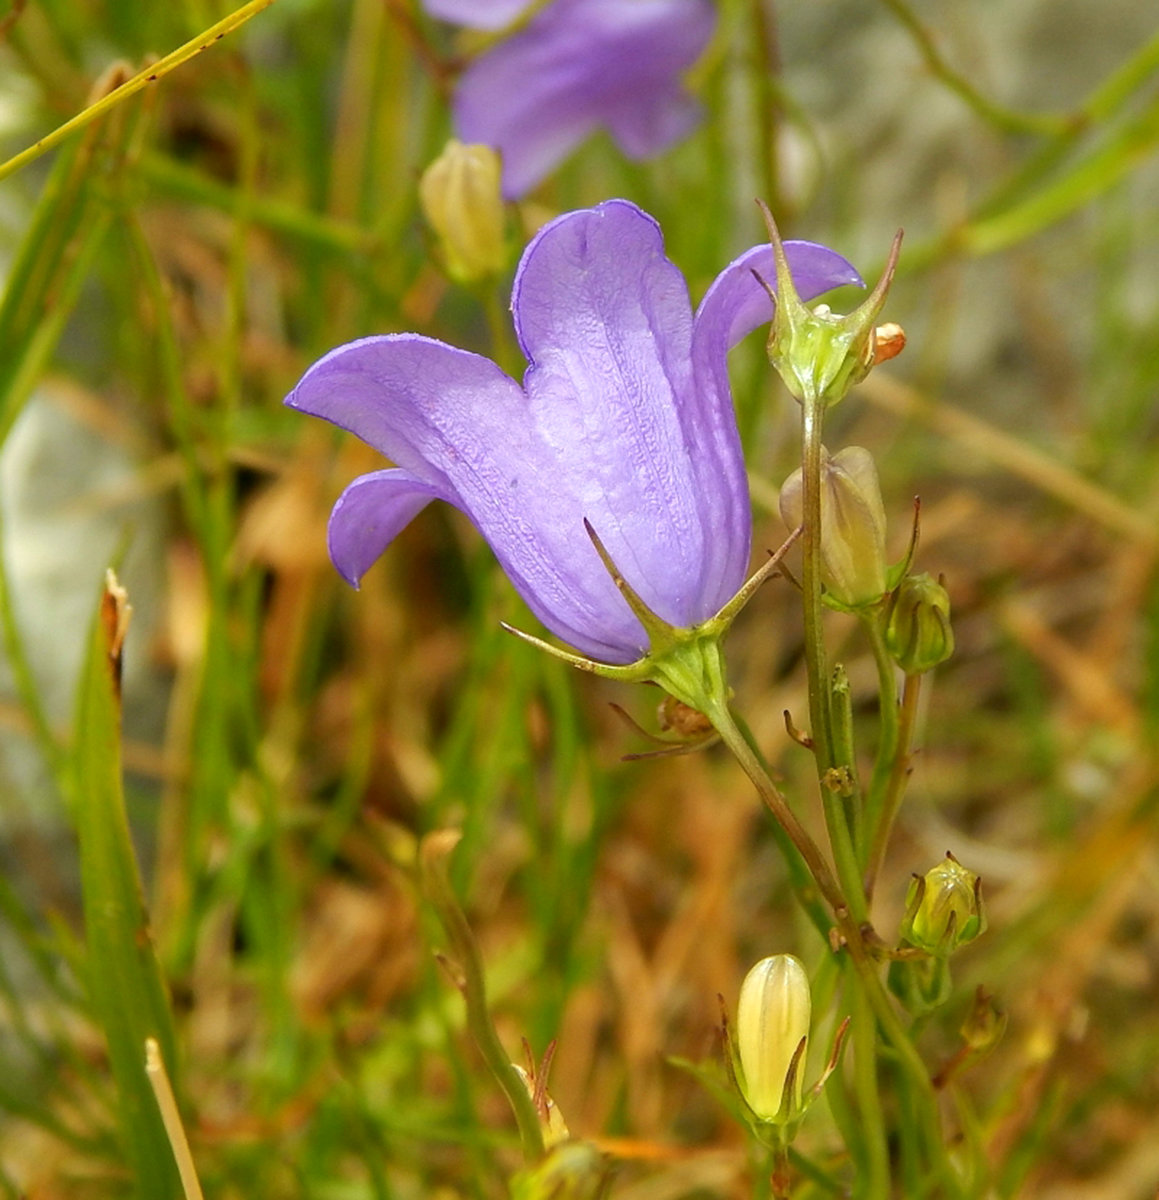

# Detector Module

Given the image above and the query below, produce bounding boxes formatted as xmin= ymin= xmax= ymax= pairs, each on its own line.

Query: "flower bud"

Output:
xmin=885 ymin=572 xmax=954 ymax=673
xmin=901 ymin=853 xmax=986 ymax=957
xmin=419 ymin=140 xmax=507 ymax=283
xmin=780 ymin=446 xmax=888 ymax=608
xmin=736 ymin=954 xmax=811 ymax=1123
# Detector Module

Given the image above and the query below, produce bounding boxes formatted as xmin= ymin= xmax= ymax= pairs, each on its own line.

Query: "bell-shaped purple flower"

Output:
xmin=286 ymin=200 xmax=860 ymax=664
xmin=438 ymin=0 xmax=716 ymax=198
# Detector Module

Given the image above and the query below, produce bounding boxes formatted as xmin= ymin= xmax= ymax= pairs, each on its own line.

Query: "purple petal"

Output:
xmin=604 ymin=86 xmax=703 ymax=160
xmin=288 ymin=330 xmax=652 ymax=662
xmin=512 ymin=199 xmax=750 ymax=634
xmin=328 ymin=469 xmax=443 ymax=587
xmin=423 ymin=0 xmax=530 ymax=30
xmin=453 ymin=0 xmax=715 ymax=197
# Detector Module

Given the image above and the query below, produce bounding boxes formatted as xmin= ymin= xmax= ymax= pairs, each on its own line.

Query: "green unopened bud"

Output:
xmin=885 ymin=572 xmax=954 ymax=673
xmin=780 ymin=446 xmax=888 ymax=608
xmin=757 ymin=201 xmax=902 ymax=408
xmin=419 ymin=140 xmax=507 ymax=283
xmin=901 ymin=853 xmax=986 ymax=957
xmin=736 ymin=954 xmax=811 ymax=1123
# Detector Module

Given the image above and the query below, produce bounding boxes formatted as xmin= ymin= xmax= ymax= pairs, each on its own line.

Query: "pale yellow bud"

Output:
xmin=419 ymin=140 xmax=507 ymax=283
xmin=780 ymin=445 xmax=888 ymax=608
xmin=736 ymin=954 xmax=811 ymax=1123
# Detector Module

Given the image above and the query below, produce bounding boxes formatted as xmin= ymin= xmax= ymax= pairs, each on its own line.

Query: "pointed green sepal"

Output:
xmin=757 ymin=199 xmax=902 ymax=409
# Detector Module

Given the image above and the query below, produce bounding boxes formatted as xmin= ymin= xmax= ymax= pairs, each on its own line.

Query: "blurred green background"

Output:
xmin=2 ymin=0 xmax=1158 ymax=1196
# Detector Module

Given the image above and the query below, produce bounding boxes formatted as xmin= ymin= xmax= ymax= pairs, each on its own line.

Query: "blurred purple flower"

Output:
xmin=430 ymin=0 xmax=716 ymax=198
xmin=424 ymin=0 xmax=530 ymax=31
xmin=286 ymin=200 xmax=860 ymax=664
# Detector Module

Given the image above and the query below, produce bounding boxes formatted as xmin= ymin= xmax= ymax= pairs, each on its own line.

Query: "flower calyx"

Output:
xmin=503 ymin=522 xmax=801 ymax=725
xmin=756 ymin=199 xmax=902 ymax=410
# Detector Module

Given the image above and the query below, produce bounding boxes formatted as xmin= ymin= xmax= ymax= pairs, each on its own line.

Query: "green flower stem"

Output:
xmin=831 ymin=665 xmax=861 ymax=851
xmin=730 ymin=714 xmax=836 ymax=941
xmin=420 ymin=832 xmax=546 ymax=1166
xmin=840 ymin=931 xmax=962 ymax=1196
xmin=850 ymin=979 xmax=890 ymax=1198
xmin=708 ymin=702 xmax=847 ymax=919
xmin=800 ymin=396 xmax=869 ymax=928
xmin=865 ymin=671 xmax=923 ymax=900
xmin=861 ymin=611 xmax=902 ymax=867
xmin=800 ymin=397 xmax=835 ymax=771
xmin=0 ymin=0 xmax=279 ymax=183
xmin=771 ymin=1139 xmax=791 ymax=1200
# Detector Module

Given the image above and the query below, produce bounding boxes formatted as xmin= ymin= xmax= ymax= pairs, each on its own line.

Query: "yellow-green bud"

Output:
xmin=736 ymin=954 xmax=811 ymax=1123
xmin=885 ymin=572 xmax=954 ymax=673
xmin=780 ymin=445 xmax=888 ymax=609
xmin=419 ymin=140 xmax=507 ymax=283
xmin=901 ymin=853 xmax=986 ymax=957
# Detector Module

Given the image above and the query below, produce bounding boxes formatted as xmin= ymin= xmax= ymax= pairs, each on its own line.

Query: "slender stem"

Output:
xmin=145 ymin=1039 xmax=205 ymax=1200
xmin=709 ymin=703 xmax=847 ymax=918
xmin=861 ymin=611 xmax=901 ymax=865
xmin=831 ymin=665 xmax=861 ymax=848
xmin=770 ymin=1139 xmax=791 ymax=1200
xmin=420 ymin=833 xmax=546 ymax=1164
xmin=865 ymin=672 xmax=923 ymax=899
xmin=800 ymin=398 xmax=835 ymax=770
xmin=0 ymin=0 xmax=279 ymax=183
xmin=850 ymin=982 xmax=890 ymax=1198
xmin=730 ymin=714 xmax=835 ymax=941
xmin=799 ymin=398 xmax=870 ymax=926
xmin=876 ymin=0 xmax=1066 ymax=137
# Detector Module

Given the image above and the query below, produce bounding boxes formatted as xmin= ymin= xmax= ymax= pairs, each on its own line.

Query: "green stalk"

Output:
xmin=0 ymin=0 xmax=279 ymax=182
xmin=861 ymin=611 xmax=902 ymax=868
xmin=708 ymin=702 xmax=847 ymax=919
xmin=866 ymin=672 xmax=923 ymax=900
xmin=730 ymin=712 xmax=835 ymax=941
xmin=799 ymin=397 xmax=834 ymax=770
xmin=799 ymin=396 xmax=869 ymax=926
xmin=420 ymin=832 xmax=546 ymax=1166
xmin=850 ymin=984 xmax=890 ymax=1197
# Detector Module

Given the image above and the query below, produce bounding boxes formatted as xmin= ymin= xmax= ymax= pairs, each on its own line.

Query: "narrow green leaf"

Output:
xmin=73 ymin=571 xmax=182 ymax=1199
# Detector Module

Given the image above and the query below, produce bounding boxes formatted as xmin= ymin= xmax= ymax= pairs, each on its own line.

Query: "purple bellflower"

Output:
xmin=428 ymin=0 xmax=716 ymax=198
xmin=286 ymin=200 xmax=860 ymax=666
